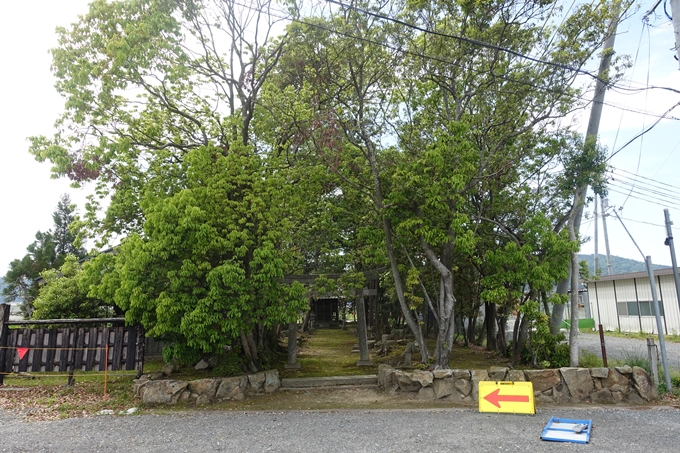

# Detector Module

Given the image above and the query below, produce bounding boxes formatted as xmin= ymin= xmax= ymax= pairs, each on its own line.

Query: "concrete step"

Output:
xmin=280 ymin=374 xmax=377 ymax=389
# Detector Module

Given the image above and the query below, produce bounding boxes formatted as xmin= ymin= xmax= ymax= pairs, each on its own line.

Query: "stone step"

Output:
xmin=280 ymin=374 xmax=377 ymax=389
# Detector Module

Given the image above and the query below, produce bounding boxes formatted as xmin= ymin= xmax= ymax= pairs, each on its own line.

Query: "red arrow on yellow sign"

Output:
xmin=483 ymin=388 xmax=530 ymax=408
xmin=478 ymin=381 xmax=535 ymax=414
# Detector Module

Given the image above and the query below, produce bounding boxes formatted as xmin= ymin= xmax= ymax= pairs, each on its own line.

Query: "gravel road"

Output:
xmin=578 ymin=332 xmax=680 ymax=370
xmin=1 ymin=407 xmax=679 ymax=452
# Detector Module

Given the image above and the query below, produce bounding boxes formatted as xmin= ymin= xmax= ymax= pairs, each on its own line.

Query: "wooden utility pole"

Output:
xmin=551 ymin=4 xmax=622 ymax=334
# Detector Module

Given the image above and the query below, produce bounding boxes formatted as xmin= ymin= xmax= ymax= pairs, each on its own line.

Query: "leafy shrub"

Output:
xmin=579 ymin=350 xmax=603 ymax=368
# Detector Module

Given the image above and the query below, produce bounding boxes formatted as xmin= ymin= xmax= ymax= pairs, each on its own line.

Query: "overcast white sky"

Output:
xmin=0 ymin=1 xmax=679 ymax=275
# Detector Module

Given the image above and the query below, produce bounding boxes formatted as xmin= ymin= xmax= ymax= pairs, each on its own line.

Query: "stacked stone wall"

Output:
xmin=379 ymin=365 xmax=659 ymax=404
xmin=134 ymin=370 xmax=281 ymax=405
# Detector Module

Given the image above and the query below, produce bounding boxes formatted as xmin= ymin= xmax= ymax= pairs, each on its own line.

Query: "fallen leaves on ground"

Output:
xmin=0 ymin=384 xmax=137 ymax=422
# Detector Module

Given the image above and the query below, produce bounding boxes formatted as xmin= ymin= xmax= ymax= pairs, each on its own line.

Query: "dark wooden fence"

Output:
xmin=0 ymin=305 xmax=145 ymax=384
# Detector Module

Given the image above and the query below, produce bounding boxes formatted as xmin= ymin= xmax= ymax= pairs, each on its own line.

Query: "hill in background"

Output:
xmin=578 ymin=254 xmax=668 ymax=276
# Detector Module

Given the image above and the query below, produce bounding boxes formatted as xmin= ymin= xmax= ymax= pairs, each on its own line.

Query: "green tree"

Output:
xmin=96 ymin=145 xmax=308 ymax=367
xmin=32 ymin=255 xmax=116 ymax=320
xmin=2 ymin=194 xmax=85 ymax=317
xmin=265 ymin=0 xmax=623 ymax=368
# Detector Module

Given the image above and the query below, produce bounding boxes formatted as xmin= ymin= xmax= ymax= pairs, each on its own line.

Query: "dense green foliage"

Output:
xmin=32 ymin=255 xmax=117 ymax=320
xmin=27 ymin=0 xmax=625 ymax=368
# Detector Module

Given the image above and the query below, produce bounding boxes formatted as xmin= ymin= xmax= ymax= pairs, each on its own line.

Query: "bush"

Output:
xmin=579 ymin=350 xmax=603 ymax=368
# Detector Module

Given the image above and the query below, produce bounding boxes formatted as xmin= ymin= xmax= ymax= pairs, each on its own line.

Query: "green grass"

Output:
xmin=578 ymin=350 xmax=604 ymax=368
xmin=279 ymin=326 xmax=517 ymax=379
xmin=280 ymin=327 xmax=377 ymax=378
xmin=589 ymin=330 xmax=680 ymax=343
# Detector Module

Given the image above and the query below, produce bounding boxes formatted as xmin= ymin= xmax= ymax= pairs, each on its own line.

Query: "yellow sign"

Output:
xmin=478 ymin=381 xmax=535 ymax=415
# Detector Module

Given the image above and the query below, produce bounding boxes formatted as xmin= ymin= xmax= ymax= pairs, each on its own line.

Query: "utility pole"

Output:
xmin=601 ymin=197 xmax=614 ymax=275
xmin=551 ymin=6 xmax=621 ymax=333
xmin=670 ymin=0 xmax=680 ymax=68
xmin=664 ymin=209 xmax=680 ymax=314
xmin=613 ymin=209 xmax=672 ymax=392
xmin=594 ymin=194 xmax=600 ymax=275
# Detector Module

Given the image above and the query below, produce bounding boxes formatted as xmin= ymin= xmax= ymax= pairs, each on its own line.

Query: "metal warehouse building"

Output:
xmin=588 ymin=268 xmax=680 ymax=335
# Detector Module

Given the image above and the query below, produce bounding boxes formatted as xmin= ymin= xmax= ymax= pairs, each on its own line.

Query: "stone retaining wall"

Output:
xmin=378 ymin=364 xmax=659 ymax=405
xmin=133 ymin=370 xmax=281 ymax=405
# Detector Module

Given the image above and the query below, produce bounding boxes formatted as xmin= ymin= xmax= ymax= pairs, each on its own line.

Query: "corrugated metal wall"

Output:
xmin=592 ymin=274 xmax=680 ymax=334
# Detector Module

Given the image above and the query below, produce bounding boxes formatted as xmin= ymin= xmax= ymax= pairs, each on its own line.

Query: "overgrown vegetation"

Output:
xmin=16 ymin=0 xmax=631 ymax=369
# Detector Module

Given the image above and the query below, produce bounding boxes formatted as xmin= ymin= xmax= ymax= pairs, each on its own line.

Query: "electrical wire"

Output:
xmin=232 ymin=0 xmax=680 ymax=119
xmin=609 ymin=21 xmax=647 ymax=208
xmin=652 ymin=138 xmax=680 ymax=178
xmin=608 ymin=180 xmax=680 ymax=204
xmin=606 ymin=101 xmax=680 ymax=161
xmin=611 ymin=167 xmax=680 ymax=195
xmin=607 ymin=186 xmax=680 ymax=209
xmin=326 ymin=0 xmax=612 ymax=83
xmin=610 ymin=171 xmax=680 ymax=197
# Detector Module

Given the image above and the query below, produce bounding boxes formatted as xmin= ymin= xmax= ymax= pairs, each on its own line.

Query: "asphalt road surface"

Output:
xmin=1 ymin=406 xmax=679 ymax=452
xmin=579 ymin=332 xmax=680 ymax=370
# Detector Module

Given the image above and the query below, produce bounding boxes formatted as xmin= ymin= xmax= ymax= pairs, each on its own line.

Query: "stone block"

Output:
xmin=590 ymin=367 xmax=609 ymax=379
xmin=141 ymin=380 xmax=189 ymax=405
xmin=534 ymin=389 xmax=554 ymax=404
xmin=552 ymin=382 xmax=572 ymax=403
xmin=412 ymin=369 xmax=434 ymax=387
xmin=624 ymin=392 xmax=644 ymax=405
xmin=452 ymin=369 xmax=471 ymax=380
xmin=216 ymin=376 xmax=247 ymax=401
xmin=443 ymin=390 xmax=467 ymax=405
xmin=161 ymin=362 xmax=180 ymax=376
xmin=506 ymin=370 xmax=526 ymax=382
xmin=454 ymin=378 xmax=472 ymax=397
xmin=178 ymin=390 xmax=191 ymax=403
xmin=433 ymin=377 xmax=455 ymax=399
xmin=470 ymin=370 xmax=489 ymax=401
xmin=524 ymin=369 xmax=561 ymax=393
xmin=247 ymin=372 xmax=266 ymax=394
xmin=560 ymin=367 xmax=594 ymax=400
xmin=395 ymin=371 xmax=421 ymax=392
xmin=631 ymin=366 xmax=659 ymax=401
xmin=433 ymin=369 xmax=453 ymax=379
xmin=602 ymin=369 xmax=631 ymax=394
xmin=615 ymin=365 xmax=633 ymax=375
xmin=188 ymin=379 xmax=219 ymax=404
xmin=378 ymin=364 xmax=396 ymax=388
xmin=194 ymin=359 xmax=210 ymax=370
xmin=264 ymin=370 xmax=280 ymax=393
xmin=418 ymin=387 xmax=435 ymax=400
xmin=488 ymin=367 xmax=508 ymax=381
xmin=590 ymin=388 xmax=614 ymax=404
xmin=611 ymin=391 xmax=624 ymax=403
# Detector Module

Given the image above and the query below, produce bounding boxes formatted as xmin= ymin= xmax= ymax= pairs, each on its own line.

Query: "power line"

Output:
xmin=610 ymin=170 xmax=680 ymax=197
xmin=609 ymin=179 xmax=680 ymax=203
xmin=614 ymin=167 xmax=680 ymax=192
xmin=234 ymin=0 xmax=680 ymax=121
xmin=606 ymin=101 xmax=680 ymax=161
xmin=326 ymin=0 xmax=611 ymax=83
xmin=236 ymin=1 xmax=578 ymax=97
xmin=607 ymin=186 xmax=680 ymax=209
xmin=611 ymin=169 xmax=680 ymax=196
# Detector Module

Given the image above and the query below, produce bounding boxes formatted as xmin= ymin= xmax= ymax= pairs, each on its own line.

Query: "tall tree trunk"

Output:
xmin=239 ymin=330 xmax=258 ymax=373
xmin=367 ymin=137 xmax=429 ymax=363
xmin=485 ymin=302 xmax=497 ymax=351
xmin=569 ymin=217 xmax=581 ymax=367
